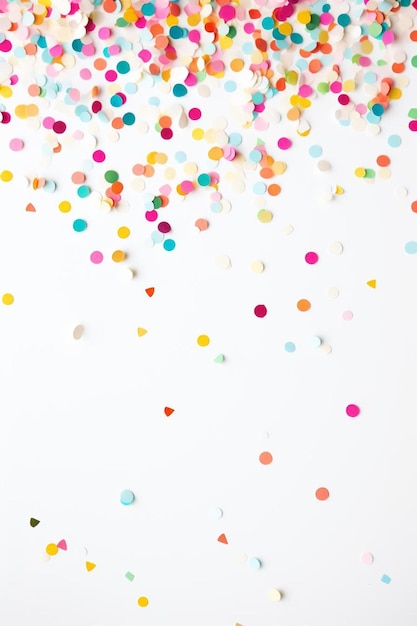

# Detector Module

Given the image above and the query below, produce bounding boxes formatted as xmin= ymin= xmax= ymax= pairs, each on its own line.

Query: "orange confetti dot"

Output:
xmin=315 ymin=487 xmax=330 ymax=501
xmin=411 ymin=201 xmax=417 ymax=213
xmin=297 ymin=299 xmax=311 ymax=312
xmin=267 ymin=184 xmax=281 ymax=196
xmin=26 ymin=202 xmax=36 ymax=212
xmin=376 ymin=154 xmax=390 ymax=167
xmin=93 ymin=58 xmax=107 ymax=71
xmin=259 ymin=451 xmax=273 ymax=465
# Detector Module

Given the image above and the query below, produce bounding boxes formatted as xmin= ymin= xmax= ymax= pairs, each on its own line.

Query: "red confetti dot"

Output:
xmin=254 ymin=304 xmax=267 ymax=318
xmin=52 ymin=121 xmax=66 ymax=134
xmin=259 ymin=451 xmax=273 ymax=465
xmin=315 ymin=487 xmax=330 ymax=501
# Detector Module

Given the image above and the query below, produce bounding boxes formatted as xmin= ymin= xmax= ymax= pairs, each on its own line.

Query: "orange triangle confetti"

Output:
xmin=26 ymin=203 xmax=36 ymax=212
xmin=164 ymin=406 xmax=175 ymax=416
xmin=86 ymin=561 xmax=96 ymax=572
xmin=137 ymin=327 xmax=148 ymax=337
xmin=217 ymin=533 xmax=228 ymax=544
xmin=145 ymin=287 xmax=155 ymax=297
xmin=367 ymin=279 xmax=377 ymax=288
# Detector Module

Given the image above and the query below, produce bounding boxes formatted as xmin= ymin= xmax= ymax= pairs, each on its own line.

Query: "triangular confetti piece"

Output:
xmin=334 ymin=185 xmax=344 ymax=195
xmin=214 ymin=354 xmax=225 ymax=363
xmin=26 ymin=203 xmax=36 ymax=212
xmin=137 ymin=327 xmax=148 ymax=337
xmin=86 ymin=561 xmax=96 ymax=572
xmin=217 ymin=533 xmax=228 ymax=544
xmin=145 ymin=287 xmax=155 ymax=297
xmin=30 ymin=517 xmax=40 ymax=527
xmin=367 ymin=279 xmax=377 ymax=288
xmin=164 ymin=406 xmax=175 ymax=416
xmin=57 ymin=539 xmax=67 ymax=550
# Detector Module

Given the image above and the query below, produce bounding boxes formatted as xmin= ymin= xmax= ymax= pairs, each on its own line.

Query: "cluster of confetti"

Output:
xmin=2 ymin=0 xmax=417 ymax=622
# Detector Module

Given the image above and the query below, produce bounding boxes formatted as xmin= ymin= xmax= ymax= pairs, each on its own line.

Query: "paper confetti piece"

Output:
xmin=367 ymin=280 xmax=377 ymax=289
xmin=145 ymin=287 xmax=155 ymax=297
xmin=381 ymin=574 xmax=391 ymax=584
xmin=164 ymin=407 xmax=175 ymax=417
xmin=137 ymin=328 xmax=148 ymax=337
xmin=73 ymin=325 xmax=84 ymax=340
xmin=315 ymin=488 xmax=330 ymax=501
xmin=259 ymin=452 xmax=273 ymax=465
xmin=57 ymin=540 xmax=67 ymax=551
xmin=120 ymin=490 xmax=135 ymax=505
xmin=85 ymin=562 xmax=96 ymax=572
xmin=25 ymin=203 xmax=36 ymax=212
xmin=125 ymin=572 xmax=135 ymax=582
xmin=137 ymin=597 xmax=149 ymax=607
xmin=29 ymin=518 xmax=40 ymax=528
xmin=45 ymin=543 xmax=59 ymax=556
xmin=217 ymin=533 xmax=228 ymax=544
xmin=213 ymin=354 xmax=225 ymax=364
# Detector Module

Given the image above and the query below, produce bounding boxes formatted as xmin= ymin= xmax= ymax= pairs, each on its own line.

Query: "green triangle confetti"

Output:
xmin=30 ymin=518 xmax=40 ymax=527
xmin=214 ymin=354 xmax=225 ymax=363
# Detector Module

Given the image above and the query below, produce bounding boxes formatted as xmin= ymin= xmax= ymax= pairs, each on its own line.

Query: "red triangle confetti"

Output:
xmin=145 ymin=287 xmax=155 ymax=297
xmin=26 ymin=203 xmax=36 ymax=212
xmin=217 ymin=533 xmax=228 ymax=544
xmin=57 ymin=539 xmax=67 ymax=550
xmin=164 ymin=406 xmax=175 ymax=416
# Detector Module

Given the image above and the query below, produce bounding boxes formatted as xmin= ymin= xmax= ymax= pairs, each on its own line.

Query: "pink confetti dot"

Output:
xmin=188 ymin=107 xmax=201 ymax=120
xmin=9 ymin=138 xmax=24 ymax=151
xmin=105 ymin=70 xmax=117 ymax=82
xmin=158 ymin=221 xmax=171 ymax=233
xmin=254 ymin=304 xmax=267 ymax=318
xmin=361 ymin=552 xmax=374 ymax=565
xmin=277 ymin=137 xmax=292 ymax=150
xmin=43 ymin=116 xmax=55 ymax=129
xmin=342 ymin=310 xmax=353 ymax=321
xmin=145 ymin=210 xmax=158 ymax=222
xmin=305 ymin=251 xmax=319 ymax=264
xmin=90 ymin=251 xmax=103 ymax=264
xmin=338 ymin=94 xmax=350 ymax=105
xmin=92 ymin=150 xmax=106 ymax=163
xmin=80 ymin=68 xmax=92 ymax=80
xmin=346 ymin=404 xmax=360 ymax=418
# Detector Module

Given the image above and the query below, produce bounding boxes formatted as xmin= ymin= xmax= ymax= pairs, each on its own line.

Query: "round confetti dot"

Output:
xmin=257 ymin=209 xmax=273 ymax=223
xmin=268 ymin=589 xmax=282 ymax=602
xmin=45 ymin=543 xmax=59 ymax=556
xmin=329 ymin=242 xmax=344 ymax=255
xmin=309 ymin=145 xmax=323 ymax=158
xmin=405 ymin=241 xmax=417 ymax=255
xmin=309 ymin=336 xmax=322 ymax=349
xmin=361 ymin=552 xmax=374 ymax=565
xmin=90 ymin=251 xmax=103 ymax=264
xmin=0 ymin=170 xmax=13 ymax=182
xmin=210 ymin=507 xmax=223 ymax=520
xmin=137 ymin=597 xmax=149 ymax=608
xmin=249 ymin=557 xmax=262 ymax=570
xmin=297 ymin=299 xmax=311 ymax=312
xmin=118 ymin=226 xmax=130 ymax=239
xmin=251 ymin=260 xmax=264 ymax=273
xmin=254 ymin=304 xmax=267 ymax=318
xmin=9 ymin=138 xmax=24 ymax=151
xmin=326 ymin=287 xmax=340 ymax=299
xmin=346 ymin=404 xmax=360 ymax=418
xmin=112 ymin=250 xmax=126 ymax=263
xmin=73 ymin=219 xmax=87 ymax=232
xmin=73 ymin=325 xmax=84 ymax=340
xmin=2 ymin=293 xmax=14 ymax=305
xmin=277 ymin=137 xmax=291 ymax=150
xmin=315 ymin=487 xmax=330 ymax=501
xmin=284 ymin=342 xmax=296 ymax=353
xmin=259 ymin=451 xmax=273 ymax=465
xmin=195 ymin=219 xmax=209 ymax=231
xmin=216 ymin=255 xmax=231 ymax=270
xmin=305 ymin=251 xmax=319 ymax=264
xmin=120 ymin=490 xmax=135 ymax=505
xmin=387 ymin=135 xmax=401 ymax=148
xmin=163 ymin=239 xmax=176 ymax=251
xmin=342 ymin=311 xmax=354 ymax=321
xmin=92 ymin=150 xmax=106 ymax=163
xmin=197 ymin=334 xmax=210 ymax=347
xmin=52 ymin=121 xmax=66 ymax=134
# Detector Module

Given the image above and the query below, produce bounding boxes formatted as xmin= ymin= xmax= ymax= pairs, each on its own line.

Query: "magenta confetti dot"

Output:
xmin=53 ymin=121 xmax=67 ymax=134
xmin=105 ymin=70 xmax=117 ymax=82
xmin=158 ymin=221 xmax=171 ymax=233
xmin=277 ymin=137 xmax=291 ymax=150
xmin=409 ymin=120 xmax=417 ymax=132
xmin=338 ymin=94 xmax=350 ymax=105
xmin=161 ymin=128 xmax=173 ymax=140
xmin=346 ymin=404 xmax=360 ymax=418
xmin=93 ymin=150 xmax=106 ymax=163
xmin=1 ymin=112 xmax=11 ymax=124
xmin=92 ymin=101 xmax=102 ymax=113
xmin=90 ymin=251 xmax=103 ymax=264
xmin=138 ymin=49 xmax=152 ymax=62
xmin=188 ymin=107 xmax=201 ymax=120
xmin=145 ymin=210 xmax=158 ymax=222
xmin=305 ymin=251 xmax=319 ymax=264
xmin=254 ymin=304 xmax=267 ymax=318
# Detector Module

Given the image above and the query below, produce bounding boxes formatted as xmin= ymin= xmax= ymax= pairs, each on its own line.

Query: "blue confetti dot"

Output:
xmin=163 ymin=239 xmax=176 ymax=251
xmin=309 ymin=144 xmax=322 ymax=158
xmin=173 ymin=83 xmax=188 ymax=97
xmin=73 ymin=219 xmax=87 ymax=232
xmin=388 ymin=134 xmax=401 ymax=147
xmin=405 ymin=241 xmax=417 ymax=254
xmin=284 ymin=342 xmax=296 ymax=353
xmin=120 ymin=489 xmax=135 ymax=505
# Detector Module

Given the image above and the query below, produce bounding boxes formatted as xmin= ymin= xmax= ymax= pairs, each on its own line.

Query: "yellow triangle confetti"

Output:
xmin=334 ymin=185 xmax=344 ymax=195
xmin=367 ymin=279 xmax=377 ymax=288
xmin=137 ymin=327 xmax=148 ymax=337
xmin=86 ymin=561 xmax=96 ymax=572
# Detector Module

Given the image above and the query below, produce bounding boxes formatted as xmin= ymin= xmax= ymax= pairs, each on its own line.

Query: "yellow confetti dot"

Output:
xmin=137 ymin=596 xmax=149 ymax=608
xmin=155 ymin=152 xmax=168 ymax=165
xmin=297 ymin=9 xmax=311 ymax=23
xmin=192 ymin=128 xmax=204 ymax=141
xmin=354 ymin=167 xmax=366 ymax=178
xmin=389 ymin=88 xmax=402 ymax=100
xmin=208 ymin=146 xmax=224 ymax=160
xmin=197 ymin=334 xmax=210 ymax=347
xmin=112 ymin=250 xmax=126 ymax=262
xmin=0 ymin=170 xmax=13 ymax=182
xmin=257 ymin=209 xmax=273 ymax=223
xmin=117 ymin=226 xmax=130 ymax=239
xmin=0 ymin=85 xmax=12 ymax=98
xmin=279 ymin=22 xmax=293 ymax=35
xmin=230 ymin=58 xmax=244 ymax=72
xmin=58 ymin=200 xmax=71 ymax=213
xmin=187 ymin=13 xmax=200 ymax=26
xmin=2 ymin=293 xmax=14 ymax=305
xmin=46 ymin=543 xmax=59 ymax=556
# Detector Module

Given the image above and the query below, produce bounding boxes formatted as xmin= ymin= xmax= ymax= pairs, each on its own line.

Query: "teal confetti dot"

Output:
xmin=198 ymin=173 xmax=211 ymax=186
xmin=309 ymin=145 xmax=322 ymax=158
xmin=73 ymin=219 xmax=87 ymax=232
xmin=387 ymin=134 xmax=401 ymax=147
xmin=163 ymin=239 xmax=176 ymax=251
xmin=116 ymin=60 xmax=130 ymax=74
xmin=405 ymin=241 xmax=417 ymax=254
xmin=77 ymin=185 xmax=90 ymax=198
xmin=228 ymin=133 xmax=242 ymax=146
xmin=123 ymin=112 xmax=135 ymax=125
xmin=381 ymin=574 xmax=391 ymax=584
xmin=173 ymin=83 xmax=187 ymax=97
xmin=249 ymin=557 xmax=262 ymax=570
xmin=284 ymin=341 xmax=296 ymax=353
xmin=120 ymin=489 xmax=135 ymax=505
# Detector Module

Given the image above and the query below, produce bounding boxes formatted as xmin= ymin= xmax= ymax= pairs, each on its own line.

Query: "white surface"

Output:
xmin=1 ymin=4 xmax=417 ymax=626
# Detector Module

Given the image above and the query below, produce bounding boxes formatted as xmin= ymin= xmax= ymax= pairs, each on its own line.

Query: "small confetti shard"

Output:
xmin=125 ymin=572 xmax=135 ymax=582
xmin=26 ymin=203 xmax=36 ymax=212
xmin=137 ymin=596 xmax=149 ymax=607
xmin=137 ymin=327 xmax=148 ymax=337
xmin=315 ymin=487 xmax=330 ymax=501
xmin=145 ymin=287 xmax=155 ymax=297
xmin=86 ymin=561 xmax=96 ymax=572
xmin=367 ymin=280 xmax=377 ymax=288
xmin=57 ymin=539 xmax=67 ymax=550
xmin=381 ymin=574 xmax=391 ymax=584
xmin=30 ymin=518 xmax=40 ymax=528
xmin=73 ymin=325 xmax=84 ymax=340
xmin=164 ymin=406 xmax=175 ymax=417
xmin=120 ymin=489 xmax=135 ymax=505
xmin=213 ymin=354 xmax=225 ymax=363
xmin=217 ymin=533 xmax=228 ymax=544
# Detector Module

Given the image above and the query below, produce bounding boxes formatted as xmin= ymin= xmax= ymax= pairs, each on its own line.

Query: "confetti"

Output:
xmin=197 ymin=335 xmax=210 ymax=347
xmin=164 ymin=407 xmax=175 ymax=417
xmin=217 ymin=533 xmax=228 ymax=544
xmin=120 ymin=490 xmax=135 ymax=506
xmin=346 ymin=404 xmax=360 ymax=418
xmin=315 ymin=488 xmax=330 ymax=501
xmin=137 ymin=328 xmax=148 ymax=337
xmin=86 ymin=562 xmax=96 ymax=572
xmin=361 ymin=552 xmax=374 ymax=565
xmin=137 ymin=597 xmax=149 ymax=607
xmin=259 ymin=452 xmax=273 ymax=465
xmin=29 ymin=518 xmax=40 ymax=528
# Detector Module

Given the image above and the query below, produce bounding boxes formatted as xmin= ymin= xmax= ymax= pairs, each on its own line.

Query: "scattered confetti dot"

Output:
xmin=249 ymin=557 xmax=262 ymax=570
xmin=305 ymin=252 xmax=319 ymax=265
xmin=137 ymin=328 xmax=148 ymax=337
xmin=259 ymin=451 xmax=273 ymax=465
xmin=197 ymin=334 xmax=210 ymax=347
xmin=284 ymin=342 xmax=296 ymax=353
xmin=315 ymin=487 xmax=330 ymax=501
xmin=2 ymin=293 xmax=14 ymax=305
xmin=381 ymin=574 xmax=391 ymax=584
xmin=216 ymin=255 xmax=231 ymax=270
xmin=57 ymin=539 xmax=67 ymax=551
xmin=86 ymin=562 xmax=96 ymax=572
xmin=137 ymin=597 xmax=149 ymax=607
xmin=125 ymin=572 xmax=135 ymax=582
xmin=213 ymin=354 xmax=225 ymax=363
xmin=309 ymin=336 xmax=322 ymax=349
xmin=257 ymin=209 xmax=273 ymax=223
xmin=254 ymin=304 xmax=267 ymax=318
xmin=164 ymin=407 xmax=175 ymax=417
xmin=118 ymin=226 xmax=130 ymax=239
xmin=73 ymin=325 xmax=84 ymax=340
xmin=297 ymin=299 xmax=311 ymax=312
xmin=343 ymin=311 xmax=354 ymax=321
xmin=267 ymin=589 xmax=282 ymax=602
xmin=73 ymin=219 xmax=87 ymax=232
xmin=210 ymin=507 xmax=223 ymax=520
xmin=145 ymin=287 xmax=155 ymax=297
xmin=195 ymin=219 xmax=209 ymax=231
xmin=46 ymin=543 xmax=59 ymax=556
xmin=90 ymin=251 xmax=103 ymax=264
xmin=120 ymin=490 xmax=135 ymax=505
xmin=361 ymin=552 xmax=374 ymax=565
xmin=346 ymin=404 xmax=360 ymax=418
xmin=367 ymin=280 xmax=377 ymax=288
xmin=405 ymin=241 xmax=417 ymax=255
xmin=329 ymin=242 xmax=344 ymax=255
